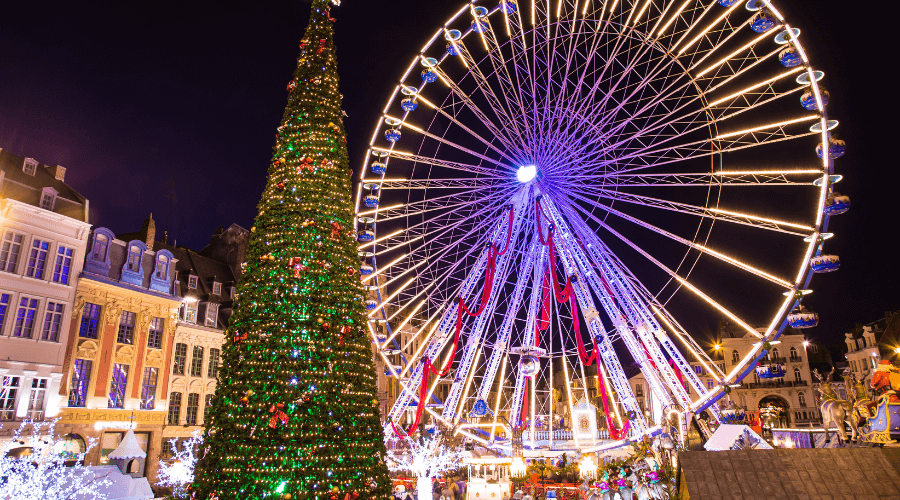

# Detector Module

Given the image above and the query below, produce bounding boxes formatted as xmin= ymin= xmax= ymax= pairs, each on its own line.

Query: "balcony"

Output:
xmin=760 ymin=357 xmax=787 ymax=365
xmin=789 ymin=356 xmax=803 ymax=363
xmin=743 ymin=380 xmax=808 ymax=389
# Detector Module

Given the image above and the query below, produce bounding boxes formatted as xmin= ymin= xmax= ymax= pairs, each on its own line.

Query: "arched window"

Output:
xmin=92 ymin=234 xmax=109 ymax=261
xmin=772 ymin=348 xmax=780 ymax=360
xmin=739 ymin=395 xmax=746 ymax=408
xmin=794 ymin=368 xmax=802 ymax=383
xmin=790 ymin=347 xmax=798 ymax=360
xmin=732 ymin=350 xmax=739 ymax=363
xmin=798 ymin=392 xmax=806 ymax=407
xmin=127 ymin=245 xmax=142 ymax=272
xmin=155 ymin=254 xmax=168 ymax=279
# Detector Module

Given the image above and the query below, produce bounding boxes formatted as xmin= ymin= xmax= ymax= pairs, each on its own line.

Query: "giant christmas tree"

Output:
xmin=193 ymin=2 xmax=392 ymax=499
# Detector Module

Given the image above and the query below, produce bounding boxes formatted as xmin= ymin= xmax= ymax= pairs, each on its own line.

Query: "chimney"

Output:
xmin=140 ymin=213 xmax=156 ymax=250
xmin=49 ymin=165 xmax=66 ymax=182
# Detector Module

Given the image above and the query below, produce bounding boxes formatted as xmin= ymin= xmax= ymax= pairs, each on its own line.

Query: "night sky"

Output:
xmin=1 ymin=0 xmax=894 ymax=348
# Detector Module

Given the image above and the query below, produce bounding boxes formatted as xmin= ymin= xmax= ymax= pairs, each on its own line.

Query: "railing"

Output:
xmin=526 ymin=429 xmax=611 ymax=441
xmin=789 ymin=356 xmax=803 ymax=363
xmin=744 ymin=380 xmax=807 ymax=389
xmin=760 ymin=357 xmax=787 ymax=365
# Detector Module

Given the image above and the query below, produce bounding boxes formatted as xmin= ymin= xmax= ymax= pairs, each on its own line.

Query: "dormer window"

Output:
xmin=212 ymin=282 xmax=222 ymax=295
xmin=127 ymin=245 xmax=142 ymax=271
xmin=92 ymin=234 xmax=109 ymax=260
xmin=149 ymin=250 xmax=175 ymax=293
xmin=23 ymin=158 xmax=37 ymax=176
xmin=188 ymin=275 xmax=198 ymax=289
xmin=120 ymin=240 xmax=148 ymax=286
xmin=205 ymin=303 xmax=219 ymax=327
xmin=39 ymin=188 xmax=58 ymax=211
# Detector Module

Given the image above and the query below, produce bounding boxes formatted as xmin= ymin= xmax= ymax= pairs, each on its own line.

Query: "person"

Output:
xmin=395 ymin=485 xmax=412 ymax=500
xmin=513 ymin=490 xmax=523 ymax=500
xmin=872 ymin=360 xmax=900 ymax=403
xmin=433 ymin=478 xmax=442 ymax=500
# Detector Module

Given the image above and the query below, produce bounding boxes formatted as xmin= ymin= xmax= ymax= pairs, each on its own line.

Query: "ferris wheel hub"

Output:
xmin=516 ymin=164 xmax=537 ymax=183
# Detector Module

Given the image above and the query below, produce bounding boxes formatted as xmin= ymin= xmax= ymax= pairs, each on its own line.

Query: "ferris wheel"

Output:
xmin=354 ymin=0 xmax=846 ymax=452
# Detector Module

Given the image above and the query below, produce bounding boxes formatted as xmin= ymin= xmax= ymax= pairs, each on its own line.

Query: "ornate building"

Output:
xmin=57 ymin=220 xmax=180 ymax=481
xmin=843 ymin=311 xmax=900 ymax=387
xmin=0 ymin=149 xmax=91 ymax=430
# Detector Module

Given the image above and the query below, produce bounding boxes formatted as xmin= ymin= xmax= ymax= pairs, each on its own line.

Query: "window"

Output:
xmin=117 ymin=311 xmax=136 ymax=344
xmin=27 ymin=379 xmax=47 ymax=420
xmin=190 ymin=346 xmax=204 ymax=377
xmin=188 ymin=275 xmax=198 ymax=289
xmin=155 ymin=255 xmax=169 ymax=280
xmin=205 ymin=303 xmax=219 ymax=327
xmin=126 ymin=245 xmax=142 ymax=272
xmin=181 ymin=302 xmax=198 ymax=324
xmin=0 ymin=293 xmax=10 ymax=332
xmin=147 ymin=317 xmax=164 ymax=349
xmin=707 ymin=380 xmax=714 ymax=389
xmin=167 ymin=392 xmax=182 ymax=424
xmin=798 ymin=392 xmax=806 ymax=408
xmin=173 ymin=343 xmax=188 ymax=375
xmin=208 ymin=348 xmax=220 ymax=378
xmin=22 ymin=158 xmax=37 ymax=176
xmin=68 ymin=359 xmax=92 ymax=407
xmin=794 ymin=368 xmax=802 ymax=383
xmin=790 ymin=347 xmax=798 ymax=359
xmin=79 ymin=303 xmax=102 ymax=339
xmin=772 ymin=348 xmax=780 ymax=360
xmin=92 ymin=234 xmax=109 ymax=261
xmin=809 ymin=344 xmax=818 ymax=354
xmin=635 ymin=383 xmax=643 ymax=397
xmin=108 ymin=363 xmax=129 ymax=408
xmin=0 ymin=376 xmax=20 ymax=420
xmin=139 ymin=367 xmax=158 ymax=410
xmin=204 ymin=394 xmax=213 ymax=424
xmin=212 ymin=282 xmax=222 ymax=295
xmin=41 ymin=301 xmax=65 ymax=341
xmin=185 ymin=393 xmax=200 ymax=425
xmin=693 ymin=365 xmax=702 ymax=375
xmin=39 ymin=188 xmax=57 ymax=211
xmin=732 ymin=350 xmax=740 ymax=363
xmin=25 ymin=239 xmax=51 ymax=279
xmin=13 ymin=297 xmax=40 ymax=338
xmin=0 ymin=231 xmax=25 ymax=273
xmin=52 ymin=246 xmax=74 ymax=284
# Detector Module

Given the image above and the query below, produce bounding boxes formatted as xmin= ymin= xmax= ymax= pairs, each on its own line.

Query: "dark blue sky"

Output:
xmin=0 ymin=0 xmax=894 ymax=346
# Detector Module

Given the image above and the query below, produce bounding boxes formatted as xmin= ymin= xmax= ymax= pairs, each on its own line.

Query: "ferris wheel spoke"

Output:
xmin=561 ymin=197 xmax=764 ymax=339
xmin=568 ymin=191 xmax=795 ymax=288
xmin=368 ymin=186 xmax=513 ymax=223
xmin=373 ymin=147 xmax=509 ymax=177
xmin=409 ymin=93 xmax=522 ymax=165
xmin=374 ymin=177 xmax=506 ymax=190
xmin=567 ymin=186 xmax=813 ymax=235
xmin=591 ymin=169 xmax=820 ymax=187
xmin=429 ymin=66 xmax=521 ymax=154
xmin=452 ymin=38 xmax=531 ymax=150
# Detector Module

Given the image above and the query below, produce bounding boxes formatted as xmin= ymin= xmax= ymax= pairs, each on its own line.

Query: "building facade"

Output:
xmin=56 ymin=223 xmax=181 ymax=482
xmin=843 ymin=311 xmax=900 ymax=387
xmin=0 ymin=149 xmax=91 ymax=431
xmin=158 ymin=240 xmax=237 ymax=449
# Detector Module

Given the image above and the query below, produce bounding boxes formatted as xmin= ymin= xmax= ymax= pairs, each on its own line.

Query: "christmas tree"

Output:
xmin=193 ymin=1 xmax=392 ymax=499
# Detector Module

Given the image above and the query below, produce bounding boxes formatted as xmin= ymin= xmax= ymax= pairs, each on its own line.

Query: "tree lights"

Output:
xmin=191 ymin=1 xmax=392 ymax=498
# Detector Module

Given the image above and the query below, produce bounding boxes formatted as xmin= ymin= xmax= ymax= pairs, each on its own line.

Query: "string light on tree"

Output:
xmin=384 ymin=431 xmax=465 ymax=500
xmin=157 ymin=432 xmax=203 ymax=500
xmin=192 ymin=0 xmax=392 ymax=498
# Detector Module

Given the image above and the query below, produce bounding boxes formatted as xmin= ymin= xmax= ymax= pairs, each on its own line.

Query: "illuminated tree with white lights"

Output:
xmin=385 ymin=432 xmax=465 ymax=500
xmin=156 ymin=432 xmax=203 ymax=500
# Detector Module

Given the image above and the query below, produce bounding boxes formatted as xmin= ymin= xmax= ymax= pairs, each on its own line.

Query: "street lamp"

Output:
xmin=714 ymin=343 xmax=721 ymax=351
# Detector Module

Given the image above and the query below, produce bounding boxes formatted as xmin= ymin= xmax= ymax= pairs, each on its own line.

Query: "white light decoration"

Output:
xmin=579 ymin=455 xmax=596 ymax=480
xmin=516 ymin=164 xmax=537 ymax=183
xmin=0 ymin=419 xmax=111 ymax=500
xmin=385 ymin=431 xmax=465 ymax=500
xmin=509 ymin=456 xmax=527 ymax=480
xmin=157 ymin=431 xmax=203 ymax=500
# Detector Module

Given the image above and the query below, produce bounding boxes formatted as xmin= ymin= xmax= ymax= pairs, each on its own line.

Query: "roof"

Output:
xmin=154 ymin=241 xmax=237 ymax=329
xmin=703 ymin=424 xmax=772 ymax=451
xmin=0 ymin=148 xmax=88 ymax=222
xmin=73 ymin=466 xmax=154 ymax=500
xmin=108 ymin=429 xmax=146 ymax=460
xmin=679 ymin=448 xmax=900 ymax=499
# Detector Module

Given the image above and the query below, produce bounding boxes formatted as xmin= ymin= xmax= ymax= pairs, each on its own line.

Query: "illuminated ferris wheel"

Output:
xmin=354 ymin=0 xmax=846 ymax=452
